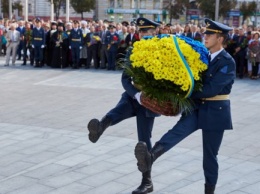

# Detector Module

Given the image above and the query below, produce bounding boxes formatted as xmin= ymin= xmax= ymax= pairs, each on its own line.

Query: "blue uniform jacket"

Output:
xmin=32 ymin=27 xmax=45 ymax=46
xmin=121 ymin=71 xmax=160 ymax=117
xmin=69 ymin=28 xmax=83 ymax=47
xmin=107 ymin=32 xmax=119 ymax=52
xmin=191 ymin=49 xmax=236 ymax=131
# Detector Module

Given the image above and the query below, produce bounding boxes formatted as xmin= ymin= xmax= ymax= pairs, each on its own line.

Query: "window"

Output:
xmin=109 ymin=0 xmax=115 ymax=8
xmin=154 ymin=0 xmax=160 ymax=9
xmin=28 ymin=3 xmax=32 ymax=13
xmin=131 ymin=0 xmax=138 ymax=9
xmin=118 ymin=0 xmax=123 ymax=8
xmin=140 ymin=0 xmax=146 ymax=9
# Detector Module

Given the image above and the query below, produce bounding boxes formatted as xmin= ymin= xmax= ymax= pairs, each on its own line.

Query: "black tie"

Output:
xmin=208 ymin=54 xmax=211 ymax=64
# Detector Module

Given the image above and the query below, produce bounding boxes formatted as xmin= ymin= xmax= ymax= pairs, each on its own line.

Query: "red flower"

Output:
xmin=113 ymin=35 xmax=118 ymax=41
xmin=134 ymin=34 xmax=139 ymax=40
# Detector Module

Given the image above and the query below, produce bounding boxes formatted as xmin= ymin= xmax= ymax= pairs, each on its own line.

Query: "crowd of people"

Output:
xmin=0 ymin=17 xmax=260 ymax=79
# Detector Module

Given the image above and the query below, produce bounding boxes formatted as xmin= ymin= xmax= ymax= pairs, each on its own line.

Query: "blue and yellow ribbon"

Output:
xmin=172 ymin=35 xmax=194 ymax=98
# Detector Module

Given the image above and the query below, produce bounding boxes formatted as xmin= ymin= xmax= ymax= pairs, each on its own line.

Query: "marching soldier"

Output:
xmin=134 ymin=18 xmax=235 ymax=194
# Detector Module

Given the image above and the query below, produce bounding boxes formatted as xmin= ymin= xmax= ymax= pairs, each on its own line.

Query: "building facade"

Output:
xmin=16 ymin=0 xmax=93 ymax=21
xmin=95 ymin=0 xmax=164 ymax=22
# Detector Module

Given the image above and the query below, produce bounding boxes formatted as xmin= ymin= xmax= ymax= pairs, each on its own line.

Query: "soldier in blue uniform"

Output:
xmin=134 ymin=18 xmax=236 ymax=194
xmin=87 ymin=18 xmax=161 ymax=194
xmin=106 ymin=24 xmax=119 ymax=70
xmin=32 ymin=18 xmax=45 ymax=67
xmin=69 ymin=20 xmax=83 ymax=69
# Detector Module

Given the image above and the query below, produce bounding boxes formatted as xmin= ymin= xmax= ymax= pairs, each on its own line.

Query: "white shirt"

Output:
xmin=210 ymin=48 xmax=224 ymax=62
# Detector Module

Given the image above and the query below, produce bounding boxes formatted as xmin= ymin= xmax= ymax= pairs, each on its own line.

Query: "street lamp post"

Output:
xmin=215 ymin=0 xmax=219 ymax=21
xmin=256 ymin=0 xmax=259 ymax=27
xmin=66 ymin=0 xmax=69 ymax=22
xmin=9 ymin=0 xmax=12 ymax=20
xmin=51 ymin=0 xmax=54 ymax=21
xmin=25 ymin=0 xmax=28 ymax=21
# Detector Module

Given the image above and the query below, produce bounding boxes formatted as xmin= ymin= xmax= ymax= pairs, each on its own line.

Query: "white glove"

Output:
xmin=41 ymin=45 xmax=45 ymax=48
xmin=79 ymin=46 xmax=82 ymax=50
xmin=135 ymin=92 xmax=142 ymax=105
xmin=31 ymin=45 xmax=34 ymax=48
xmin=69 ymin=46 xmax=71 ymax=49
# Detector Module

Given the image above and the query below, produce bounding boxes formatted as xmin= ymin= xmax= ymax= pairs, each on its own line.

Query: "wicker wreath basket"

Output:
xmin=140 ymin=93 xmax=180 ymax=116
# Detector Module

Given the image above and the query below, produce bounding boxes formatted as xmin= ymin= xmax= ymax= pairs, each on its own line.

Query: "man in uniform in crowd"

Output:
xmin=69 ymin=20 xmax=83 ymax=69
xmin=106 ymin=24 xmax=119 ymax=70
xmin=32 ymin=18 xmax=45 ymax=68
xmin=87 ymin=18 xmax=160 ymax=194
xmin=134 ymin=18 xmax=235 ymax=194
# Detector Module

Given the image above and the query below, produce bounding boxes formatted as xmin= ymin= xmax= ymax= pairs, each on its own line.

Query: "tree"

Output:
xmin=164 ymin=0 xmax=190 ymax=23
xmin=70 ymin=0 xmax=95 ymax=19
xmin=239 ymin=1 xmax=257 ymax=24
xmin=196 ymin=0 xmax=237 ymax=20
xmin=1 ymin=0 xmax=23 ymax=19
xmin=46 ymin=0 xmax=66 ymax=20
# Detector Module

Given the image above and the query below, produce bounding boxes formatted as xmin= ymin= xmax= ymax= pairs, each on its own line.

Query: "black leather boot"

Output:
xmin=135 ymin=142 xmax=165 ymax=173
xmin=132 ymin=170 xmax=153 ymax=194
xmin=205 ymin=184 xmax=215 ymax=194
xmin=88 ymin=116 xmax=112 ymax=143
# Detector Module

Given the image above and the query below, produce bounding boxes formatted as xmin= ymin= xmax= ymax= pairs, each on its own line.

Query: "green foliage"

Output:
xmin=164 ymin=0 xmax=190 ymax=22
xmin=240 ymin=1 xmax=257 ymax=23
xmin=70 ymin=0 xmax=95 ymax=19
xmin=1 ymin=0 xmax=23 ymax=19
xmin=46 ymin=0 xmax=66 ymax=20
xmin=196 ymin=0 xmax=237 ymax=19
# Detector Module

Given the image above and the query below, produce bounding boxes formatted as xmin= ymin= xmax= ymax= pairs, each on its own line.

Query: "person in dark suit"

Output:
xmin=16 ymin=20 xmax=25 ymax=60
xmin=233 ymin=28 xmax=248 ymax=78
xmin=86 ymin=26 xmax=100 ymax=69
xmin=134 ymin=18 xmax=236 ymax=194
xmin=87 ymin=18 xmax=161 ymax=194
xmin=125 ymin=25 xmax=139 ymax=48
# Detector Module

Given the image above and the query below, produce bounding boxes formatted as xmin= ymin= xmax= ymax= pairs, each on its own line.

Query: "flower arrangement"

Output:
xmin=124 ymin=34 xmax=209 ymax=115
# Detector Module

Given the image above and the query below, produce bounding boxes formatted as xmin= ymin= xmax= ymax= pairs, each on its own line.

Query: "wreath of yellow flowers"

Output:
xmin=123 ymin=34 xmax=209 ymax=115
xmin=130 ymin=35 xmax=208 ymax=93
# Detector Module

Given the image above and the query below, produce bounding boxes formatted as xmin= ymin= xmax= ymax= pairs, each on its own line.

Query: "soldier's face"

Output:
xmin=204 ymin=33 xmax=223 ymax=52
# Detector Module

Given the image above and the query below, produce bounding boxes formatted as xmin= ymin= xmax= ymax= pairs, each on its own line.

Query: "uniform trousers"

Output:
xmin=157 ymin=110 xmax=224 ymax=186
xmin=34 ymin=46 xmax=43 ymax=62
xmin=71 ymin=46 xmax=80 ymax=65
xmin=106 ymin=93 xmax=154 ymax=151
xmin=100 ymin=44 xmax=108 ymax=68
xmin=5 ymin=42 xmax=19 ymax=65
xmin=107 ymin=49 xmax=117 ymax=70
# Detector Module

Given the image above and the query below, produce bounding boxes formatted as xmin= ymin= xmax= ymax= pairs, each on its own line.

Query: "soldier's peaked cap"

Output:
xmin=136 ymin=17 xmax=160 ymax=31
xmin=204 ymin=18 xmax=232 ymax=34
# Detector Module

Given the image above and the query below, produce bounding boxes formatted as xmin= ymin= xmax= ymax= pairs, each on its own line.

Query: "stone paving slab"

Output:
xmin=0 ymin=57 xmax=260 ymax=193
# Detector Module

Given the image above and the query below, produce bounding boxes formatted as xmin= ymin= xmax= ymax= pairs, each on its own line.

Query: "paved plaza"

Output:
xmin=0 ymin=57 xmax=260 ymax=194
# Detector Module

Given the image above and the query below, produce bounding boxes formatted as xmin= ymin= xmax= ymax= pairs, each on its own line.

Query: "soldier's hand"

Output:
xmin=31 ymin=45 xmax=34 ymax=48
xmin=79 ymin=46 xmax=82 ymax=50
xmin=69 ymin=46 xmax=71 ymax=49
xmin=41 ymin=45 xmax=45 ymax=48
